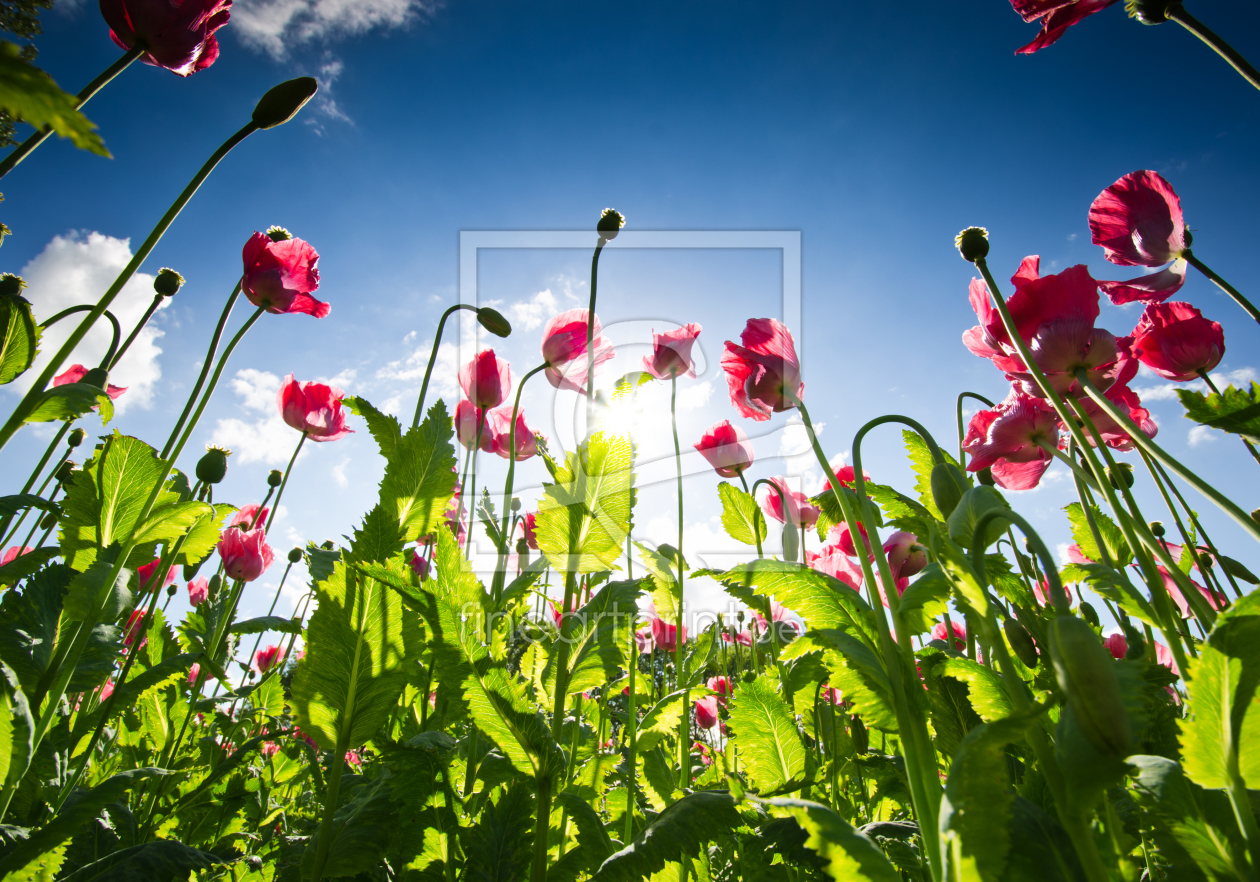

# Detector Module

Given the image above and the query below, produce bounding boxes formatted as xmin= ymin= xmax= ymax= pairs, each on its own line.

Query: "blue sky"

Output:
xmin=3 ymin=0 xmax=1259 ymax=629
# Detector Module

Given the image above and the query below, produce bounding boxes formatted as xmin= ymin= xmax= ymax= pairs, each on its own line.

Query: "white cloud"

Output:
xmin=509 ymin=289 xmax=559 ymax=332
xmin=331 ymin=457 xmax=350 ymax=488
xmin=233 ymin=0 xmax=439 ymax=57
xmin=303 ymin=58 xmax=353 ymax=133
xmin=678 ymin=380 xmax=712 ymax=412
xmin=1134 ymin=367 xmax=1256 ymax=402
xmin=210 ymin=369 xmax=307 ymax=465
xmin=231 ymin=368 xmax=282 ymax=412
xmin=777 ymin=415 xmax=822 ymax=484
xmin=16 ymin=232 xmax=171 ymax=412
xmin=1188 ymin=425 xmax=1220 ymax=447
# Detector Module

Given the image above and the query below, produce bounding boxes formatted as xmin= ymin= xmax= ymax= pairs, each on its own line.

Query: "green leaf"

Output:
xmin=904 ymin=430 xmax=957 ymax=522
xmin=132 ymin=500 xmax=213 ymax=546
xmin=173 ymin=503 xmax=234 ymax=567
xmin=760 ymin=797 xmax=899 ymax=882
xmin=946 ymin=486 xmax=1009 ymax=552
xmin=1002 ymin=796 xmax=1088 ymax=882
xmin=1178 ymin=382 xmax=1260 ymax=445
xmin=0 ymin=493 xmax=55 ymax=519
xmin=301 ymin=774 xmax=396 ymax=879
xmin=0 ymin=660 xmax=33 ymax=792
xmin=1 ymin=843 xmax=65 ymax=881
xmin=784 ymin=630 xmax=897 ymax=732
xmin=25 ymin=382 xmax=113 ymax=424
xmin=229 ymin=615 xmax=300 ymax=635
xmin=0 ymin=294 xmax=39 ymax=386
xmin=461 ymin=782 xmax=535 ymax=882
xmin=1063 ymin=502 xmax=1131 ymax=567
xmin=378 ymin=398 xmax=458 ymax=545
xmin=54 ymin=840 xmax=223 ymax=881
xmin=0 ymin=563 xmax=72 ymax=699
xmin=0 ymin=768 xmax=172 ymax=875
xmin=635 ymin=690 xmax=688 ymax=753
xmin=714 ymin=560 xmax=877 ymax=645
xmin=1060 ymin=562 xmax=1159 ymax=627
xmin=935 ymin=658 xmax=1012 ymax=723
xmin=62 ymin=547 xmax=131 ymax=622
xmin=544 ymin=579 xmax=640 ymax=699
xmin=592 ymin=790 xmax=745 ymax=882
xmin=1127 ymin=755 xmax=1249 ymax=881
xmin=0 ymin=547 xmax=58 ymax=587
xmin=344 ymin=395 xmax=402 ymax=460
xmin=727 ymin=677 xmax=807 ymax=793
xmin=69 ymin=652 xmax=198 ymax=746
xmin=0 ymin=42 xmax=107 ymax=155
xmin=536 ymin=432 xmax=634 ymax=573
xmin=718 ymin=482 xmax=766 ymax=546
xmin=939 ymin=717 xmax=1031 ymax=881
xmin=290 ymin=554 xmax=418 ymax=751
xmin=555 ymin=791 xmax=615 ymax=875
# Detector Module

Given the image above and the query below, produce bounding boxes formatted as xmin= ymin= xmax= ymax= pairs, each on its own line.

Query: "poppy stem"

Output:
xmin=624 ymin=621 xmax=638 ymax=844
xmin=1036 ymin=439 xmax=1099 ymax=489
xmin=38 ymin=305 xmax=123 ymax=370
xmin=413 ymin=304 xmax=479 ymax=429
xmin=468 ymin=412 xmax=486 ymax=561
xmin=1183 ymin=251 xmax=1260 ymax=326
xmin=1196 ymin=369 xmax=1260 ymax=466
xmin=162 ymin=282 xmax=241 ymax=459
xmin=671 ymin=374 xmax=689 ymax=790
xmin=265 ymin=432 xmax=307 ymax=534
xmin=737 ymin=472 xmax=765 ymax=558
xmin=238 ymin=559 xmax=296 ymax=692
xmin=109 ymin=294 xmax=165 ymax=371
xmin=751 ymin=478 xmax=797 ymax=563
xmin=1166 ymin=4 xmax=1260 ymax=94
xmin=492 ymin=362 xmax=548 ymax=603
xmin=585 ymin=238 xmax=607 ymax=435
xmin=0 ymin=421 xmax=70 ymax=545
xmin=955 ymin=391 xmax=995 ymax=465
xmin=0 ymin=121 xmax=259 ymax=456
xmin=0 ymin=44 xmax=145 ymax=181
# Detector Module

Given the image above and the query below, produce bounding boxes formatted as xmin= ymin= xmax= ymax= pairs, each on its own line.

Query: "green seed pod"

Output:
xmin=476 ymin=306 xmax=512 ymax=338
xmin=167 ymin=583 xmax=178 ymax=598
xmin=321 ymin=540 xmax=336 ymax=550
xmin=850 ymin=715 xmax=869 ymax=754
xmin=510 ymin=496 xmax=522 ymax=513
xmin=1125 ymin=0 xmax=1175 ymax=24
xmin=954 ymin=226 xmax=990 ymax=262
xmin=196 ymin=446 xmax=230 ymax=485
xmin=252 ymin=77 xmax=318 ymax=130
xmin=67 ymin=428 xmax=85 ymax=448
xmin=597 ymin=208 xmax=625 ymax=240
xmin=1107 ymin=462 xmax=1134 ymax=490
xmin=1080 ymin=601 xmax=1100 ymax=628
xmin=39 ymin=511 xmax=57 ymax=530
xmin=81 ymin=367 xmax=109 ymax=389
xmin=516 ymin=538 xmax=529 ymax=556
xmin=930 ymin=461 xmax=968 ymax=519
xmin=1005 ymin=617 xmax=1039 ymax=669
xmin=53 ymin=461 xmax=75 ymax=486
xmin=154 ymin=267 xmax=184 ymax=298
xmin=1048 ymin=614 xmax=1132 ymax=757
xmin=287 ymin=547 xmax=303 ymax=564
xmin=0 ymin=273 xmax=25 ymax=297
xmin=268 ymin=469 xmax=283 ymax=487
xmin=1149 ymin=520 xmax=1165 ymax=538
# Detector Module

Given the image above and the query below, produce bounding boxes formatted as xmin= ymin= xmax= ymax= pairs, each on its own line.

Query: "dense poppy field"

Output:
xmin=0 ymin=1 xmax=1258 ymax=881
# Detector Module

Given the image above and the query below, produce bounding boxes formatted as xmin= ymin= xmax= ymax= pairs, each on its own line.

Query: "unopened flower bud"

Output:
xmin=1107 ymin=462 xmax=1134 ymax=490
xmin=154 ymin=268 xmax=184 ymax=298
xmin=476 ymin=306 xmax=512 ymax=338
xmin=1049 ymin=615 xmax=1133 ymax=758
xmin=850 ymin=715 xmax=869 ymax=754
xmin=81 ymin=367 xmax=109 ymax=389
xmin=955 ymin=227 xmax=990 ymax=262
xmin=67 ymin=428 xmax=85 ymax=448
xmin=516 ymin=538 xmax=529 ymax=555
xmin=196 ymin=446 xmax=231 ymax=485
xmin=1125 ymin=0 xmax=1175 ymax=24
xmin=39 ymin=511 xmax=57 ymax=530
xmin=0 ymin=273 xmax=25 ymax=297
xmin=1080 ymin=601 xmax=1100 ymax=628
xmin=252 ymin=77 xmax=319 ymax=130
xmin=288 ymin=547 xmax=303 ymax=564
xmin=1124 ymin=627 xmax=1146 ymax=660
xmin=208 ymin=574 xmax=222 ymax=600
xmin=54 ymin=461 xmax=75 ymax=485
xmin=247 ymin=669 xmax=256 ymax=680
xmin=321 ymin=540 xmax=335 ymax=550
xmin=1005 ymin=618 xmax=1039 ymax=669
xmin=597 ymin=208 xmax=625 ymax=240
xmin=1149 ymin=520 xmax=1165 ymax=538
xmin=268 ymin=469 xmax=283 ymax=487
xmin=976 ymin=466 xmax=996 ymax=487
xmin=266 ymin=226 xmax=292 ymax=242
xmin=167 ymin=583 xmax=178 ymax=597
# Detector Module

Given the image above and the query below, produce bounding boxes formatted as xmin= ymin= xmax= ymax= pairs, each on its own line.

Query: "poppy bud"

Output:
xmin=81 ymin=367 xmax=109 ymax=389
xmin=954 ymin=227 xmax=990 ymax=263
xmin=476 ymin=306 xmax=512 ymax=338
xmin=247 ymin=669 xmax=256 ymax=680
xmin=597 ymin=208 xmax=625 ymax=240
xmin=167 ymin=583 xmax=178 ymax=597
xmin=1080 ymin=601 xmax=1100 ymax=628
xmin=976 ymin=466 xmax=995 ymax=486
xmin=287 ymin=547 xmax=303 ymax=564
xmin=1125 ymin=0 xmax=1174 ymax=24
xmin=516 ymin=538 xmax=528 ymax=555
xmin=0 ymin=273 xmax=25 ymax=297
xmin=1252 ymin=509 xmax=1260 ymax=526
xmin=54 ymin=461 xmax=74 ymax=485
xmin=154 ymin=268 xmax=184 ymax=298
xmin=930 ymin=462 xmax=968 ymax=519
xmin=1124 ymin=628 xmax=1145 ymax=660
xmin=251 ymin=77 xmax=319 ymax=130
xmin=1048 ymin=615 xmax=1132 ymax=757
xmin=266 ymin=226 xmax=292 ymax=242
xmin=1107 ymin=462 xmax=1134 ymax=490
xmin=510 ymin=497 xmax=521 ymax=512
xmin=1149 ymin=521 xmax=1165 ymax=538
xmin=268 ymin=469 xmax=283 ymax=487
xmin=196 ymin=446 xmax=230 ymax=485
xmin=208 ymin=574 xmax=222 ymax=601
xmin=1005 ymin=618 xmax=1039 ymax=669
xmin=850 ymin=716 xmax=869 ymax=754
xmin=67 ymin=428 xmax=85 ymax=448
xmin=39 ymin=511 xmax=56 ymax=530
xmin=321 ymin=539 xmax=335 ymax=550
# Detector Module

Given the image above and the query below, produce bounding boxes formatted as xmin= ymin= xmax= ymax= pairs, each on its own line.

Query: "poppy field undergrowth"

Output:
xmin=0 ymin=1 xmax=1258 ymax=881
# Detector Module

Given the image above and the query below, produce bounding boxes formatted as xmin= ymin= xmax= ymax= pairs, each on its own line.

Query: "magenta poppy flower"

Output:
xmin=217 ymin=526 xmax=274 ymax=582
xmin=1099 ymin=260 xmax=1188 ymax=307
xmin=721 ymin=318 xmax=804 ymax=421
xmin=806 ymin=542 xmax=864 ymax=590
xmin=187 ymin=577 xmax=208 ymax=606
xmin=694 ymin=420 xmax=754 ymax=478
xmin=634 ymin=626 xmax=654 ymax=654
xmin=651 ymin=616 xmax=686 ymax=653
xmin=459 ymin=350 xmax=512 ymax=409
xmin=821 ymin=521 xmax=869 ymax=559
xmin=253 ymin=644 xmax=285 ymax=674
xmin=821 ymin=465 xmax=871 ymax=494
xmin=1089 ymin=171 xmax=1188 ymax=268
xmin=1009 ymin=0 xmax=1119 ymax=55
xmin=1157 ymin=566 xmax=1226 ymax=618
xmin=487 ymin=406 xmax=539 ymax=461
xmin=277 ymin=374 xmax=352 ymax=441
xmin=123 ymin=609 xmax=146 ymax=647
xmin=230 ymin=504 xmax=270 ymax=529
xmin=54 ymin=364 xmax=127 ymax=399
xmin=931 ymin=620 xmax=967 ymax=652
xmin=883 ymin=532 xmax=927 ymax=581
xmin=1032 ymin=579 xmax=1074 ymax=607
xmin=186 ymin=662 xmax=200 ymax=685
xmin=758 ymin=477 xmax=819 ymax=528
xmin=454 ymin=400 xmax=494 ymax=453
xmin=643 ymin=323 xmax=702 ymax=380
xmin=409 ymin=550 xmax=430 ymax=580
xmin=821 ymin=685 xmax=844 ymax=706
xmin=962 ymin=388 xmax=1062 ymax=491
xmin=136 ymin=558 xmax=176 ymax=593
xmin=722 ymin=629 xmax=753 ymax=647
xmin=1130 ymin=302 xmax=1224 ymax=382
xmin=706 ymin=675 xmax=733 ymax=701
xmin=241 ymin=233 xmax=329 ymax=318
xmin=694 ymin=695 xmax=719 ymax=730
xmin=1078 ymin=383 xmax=1158 ymax=451
xmin=1 ymin=546 xmax=31 ymax=566
xmin=1102 ymin=632 xmax=1127 ymax=660
xmin=261 ymin=741 xmax=280 ymax=759
xmin=100 ymin=0 xmax=231 ymax=77
xmin=540 ymin=308 xmax=615 ymax=394
xmin=753 ymin=601 xmax=801 ymax=637
xmin=99 ymin=678 xmax=115 ymax=702
xmin=522 ymin=511 xmax=538 ymax=550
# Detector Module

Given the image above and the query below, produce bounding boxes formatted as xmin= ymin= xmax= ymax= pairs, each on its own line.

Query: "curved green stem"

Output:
xmin=162 ymin=282 xmax=241 ymax=459
xmin=971 ymin=510 xmax=1068 ymax=613
xmin=955 ymin=391 xmax=995 ymax=464
xmin=751 ymin=477 xmax=797 ymax=563
xmin=1166 ymin=5 xmax=1260 ymax=94
xmin=737 ymin=471 xmax=765 ymax=558
xmin=265 ymin=432 xmax=307 ymax=534
xmin=0 ymin=45 xmax=145 ymax=180
xmin=39 ymin=305 xmax=122 ymax=370
xmin=413 ymin=304 xmax=478 ymax=429
xmin=624 ymin=622 xmax=638 ymax=844
xmin=0 ymin=121 xmax=259 ymax=455
xmin=0 ymin=422 xmax=70 ymax=545
xmin=584 ymin=239 xmax=607 ymax=434
xmin=239 ymin=560 xmax=296 ymax=690
xmin=110 ymin=294 xmax=164 ymax=371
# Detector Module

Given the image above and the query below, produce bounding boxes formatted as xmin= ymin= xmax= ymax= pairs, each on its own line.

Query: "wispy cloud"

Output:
xmin=509 ymin=289 xmax=559 ymax=332
xmin=1134 ymin=367 xmax=1256 ymax=402
xmin=211 ymin=369 xmax=308 ymax=465
xmin=232 ymin=0 xmax=441 ymax=58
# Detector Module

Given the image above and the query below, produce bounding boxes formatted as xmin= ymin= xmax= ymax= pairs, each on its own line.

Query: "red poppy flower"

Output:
xmin=1089 ymin=171 xmax=1188 ymax=268
xmin=721 ymin=318 xmax=803 ymax=421
xmin=694 ymin=420 xmax=754 ymax=478
xmin=522 ymin=511 xmax=538 ymax=550
xmin=1130 ymin=301 xmax=1224 ymax=382
xmin=962 ymin=387 xmax=1061 ymax=491
xmin=277 ymin=374 xmax=352 ymax=441
xmin=230 ymin=504 xmax=270 ymax=529
xmin=100 ymin=0 xmax=231 ymax=77
xmin=54 ymin=364 xmax=127 ymax=399
xmin=821 ymin=465 xmax=871 ymax=494
xmin=758 ymin=476 xmax=819 ymax=528
xmin=459 ymin=350 xmax=512 ymax=409
xmin=241 ymin=233 xmax=329 ymax=318
xmin=540 ymin=308 xmax=614 ymax=394
xmin=643 ymin=323 xmax=701 ymax=380
xmin=806 ymin=542 xmax=864 ymax=590
xmin=694 ymin=696 xmax=719 ymax=730
xmin=137 ymin=558 xmax=175 ymax=592
xmin=931 ymin=620 xmax=967 ymax=652
xmin=1010 ymin=0 xmax=1120 ymax=55
xmin=253 ymin=644 xmax=285 ymax=673
xmin=217 ymin=526 xmax=274 ymax=582
xmin=487 ymin=406 xmax=539 ymax=461
xmin=187 ymin=577 xmax=208 ymax=606
xmin=454 ymin=400 xmax=494 ymax=452
xmin=883 ymin=532 xmax=927 ymax=581
xmin=651 ymin=616 xmax=686 ymax=653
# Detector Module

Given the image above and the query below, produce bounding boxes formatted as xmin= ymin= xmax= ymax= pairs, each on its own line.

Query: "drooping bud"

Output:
xmin=154 ymin=268 xmax=184 ymax=298
xmin=54 ymin=461 xmax=75 ymax=485
xmin=67 ymin=428 xmax=85 ymax=448
xmin=81 ymin=367 xmax=109 ymax=389
xmin=266 ymin=226 xmax=292 ymax=242
xmin=1048 ymin=615 xmax=1132 ymax=758
xmin=850 ymin=715 xmax=869 ymax=754
xmin=1005 ymin=618 xmax=1039 ymax=669
xmin=0 ymin=273 xmax=25 ymax=297
xmin=39 ymin=511 xmax=57 ymax=530
xmin=288 ymin=547 xmax=303 ymax=564
xmin=954 ymin=227 xmax=990 ymax=263
xmin=251 ymin=77 xmax=319 ymax=130
xmin=1080 ymin=601 xmax=1100 ymax=628
xmin=476 ymin=306 xmax=512 ymax=338
xmin=516 ymin=537 xmax=529 ymax=556
xmin=597 ymin=208 xmax=625 ymax=240
xmin=930 ymin=462 xmax=968 ymax=519
xmin=196 ymin=446 xmax=231 ymax=485
xmin=268 ymin=469 xmax=284 ymax=487
xmin=1107 ymin=462 xmax=1134 ymax=490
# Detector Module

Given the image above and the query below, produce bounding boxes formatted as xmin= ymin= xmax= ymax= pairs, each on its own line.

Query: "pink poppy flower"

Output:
xmin=186 ymin=662 xmax=201 ymax=685
xmin=1154 ymin=641 xmax=1180 ymax=677
xmin=651 ymin=617 xmax=686 ymax=653
xmin=123 ymin=609 xmax=146 ymax=647
xmin=693 ymin=741 xmax=713 ymax=766
xmin=753 ymin=601 xmax=801 ymax=636
xmin=1078 ymin=383 xmax=1158 ymax=451
xmin=548 ymin=600 xmax=563 ymax=630
xmin=758 ymin=476 xmax=819 ymax=528
xmin=694 ymin=420 xmax=754 ymax=478
xmin=1098 ymin=261 xmax=1188 ymax=307
xmin=1089 ymin=170 xmax=1188 ymax=268
xmin=459 ymin=350 xmax=512 ymax=409
xmin=1032 ymin=579 xmax=1073 ymax=607
xmin=253 ymin=644 xmax=285 ymax=674
xmin=99 ymin=678 xmax=115 ymax=702
xmin=720 ymin=318 xmax=803 ymax=421
xmin=634 ymin=626 xmax=654 ymax=654
xmin=819 ymin=522 xmax=869 ymax=560
xmin=883 ymin=532 xmax=927 ymax=581
xmin=820 ymin=685 xmax=844 ymax=706
xmin=722 ymin=629 xmax=753 ymax=647
xmin=277 ymin=374 xmax=353 ymax=441
xmin=540 ymin=308 xmax=615 ymax=394
xmin=217 ymin=526 xmax=274 ymax=582
xmin=931 ymin=620 xmax=967 ymax=652
xmin=695 ymin=696 xmax=719 ymax=730
xmin=1 ymin=546 xmax=31 ymax=566
xmin=454 ymin=400 xmax=495 ymax=453
xmin=706 ymin=676 xmax=733 ymax=701
xmin=1157 ymin=567 xmax=1226 ymax=619
xmin=806 ymin=542 xmax=864 ymax=590
xmin=409 ymin=550 xmax=430 ymax=580
xmin=522 ymin=512 xmax=538 ymax=550
xmin=230 ymin=504 xmax=270 ymax=530
xmin=962 ymin=387 xmax=1062 ymax=491
xmin=53 ymin=364 xmax=127 ymax=399
xmin=1010 ymin=0 xmax=1120 ymax=55
xmin=643 ymin=323 xmax=702 ymax=380
xmin=1102 ymin=632 xmax=1127 ymax=660
xmin=487 ymin=406 xmax=539 ymax=461
xmin=1067 ymin=544 xmax=1094 ymax=564
xmin=99 ymin=0 xmax=231 ymax=77
xmin=187 ymin=578 xmax=208 ymax=606
xmin=136 ymin=558 xmax=176 ymax=593
xmin=261 ymin=741 xmax=280 ymax=759
xmin=821 ymin=465 xmax=871 ymax=494
xmin=344 ymin=750 xmax=363 ymax=768
xmin=873 ymin=572 xmax=910 ymax=610
xmin=1130 ymin=302 xmax=1224 ymax=382
xmin=241 ymin=233 xmax=329 ymax=318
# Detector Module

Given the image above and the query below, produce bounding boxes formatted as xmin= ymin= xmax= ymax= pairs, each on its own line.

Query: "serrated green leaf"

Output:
xmin=345 ymin=395 xmax=402 ymax=459
xmin=715 ymin=559 xmax=877 ymax=645
xmin=174 ymin=503 xmax=234 ymax=567
xmin=728 ymin=677 xmax=807 ymax=793
xmin=760 ymin=797 xmax=899 ymax=882
xmin=0 ymin=293 xmax=38 ymax=387
xmin=1178 ymin=383 xmax=1260 ymax=445
xmin=0 ymin=493 xmax=55 ymax=519
xmin=904 ymin=430 xmax=951 ymax=521
xmin=593 ymin=790 xmax=744 ymax=882
xmin=24 ymin=382 xmax=113 ymax=424
xmin=377 ymin=398 xmax=458 ymax=546
xmin=0 ymin=546 xmax=58 ymax=587
xmin=1063 ymin=502 xmax=1131 ymax=567
xmin=935 ymin=657 xmax=1012 ymax=723
xmin=718 ymin=482 xmax=766 ymax=546
xmin=0 ymin=660 xmax=33 ymax=792
xmin=536 ymin=432 xmax=634 ymax=573
xmin=0 ymin=563 xmax=71 ymax=699
xmin=301 ymin=774 xmax=396 ymax=879
xmin=132 ymin=500 xmax=213 ymax=546
xmin=1 ymin=842 xmax=65 ymax=881
xmin=55 ymin=840 xmax=223 ymax=881
xmin=461 ymin=782 xmax=535 ymax=882
xmin=0 ymin=41 xmax=107 ymax=155
xmin=635 ymin=689 xmax=687 ymax=754
xmin=1059 ymin=562 xmax=1158 ymax=627
xmin=785 ymin=630 xmax=897 ymax=732
xmin=544 ymin=579 xmax=640 ymax=700
xmin=229 ymin=615 xmax=300 ymax=635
